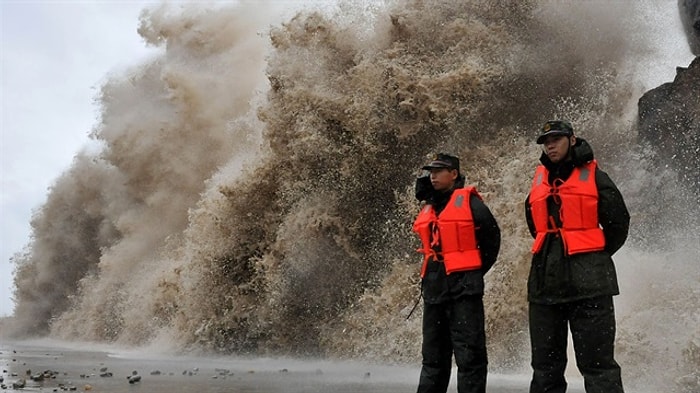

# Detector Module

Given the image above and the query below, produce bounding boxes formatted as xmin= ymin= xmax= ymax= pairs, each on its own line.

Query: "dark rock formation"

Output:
xmin=679 ymin=0 xmax=700 ymax=54
xmin=638 ymin=56 xmax=700 ymax=194
xmin=633 ymin=3 xmax=699 ymax=250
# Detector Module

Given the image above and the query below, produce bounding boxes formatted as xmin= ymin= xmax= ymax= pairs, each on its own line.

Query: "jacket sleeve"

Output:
xmin=596 ymin=168 xmax=630 ymax=256
xmin=524 ymin=193 xmax=536 ymax=238
xmin=471 ymin=194 xmax=501 ymax=273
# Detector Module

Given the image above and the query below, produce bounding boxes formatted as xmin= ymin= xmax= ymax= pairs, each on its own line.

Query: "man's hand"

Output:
xmin=415 ymin=175 xmax=433 ymax=201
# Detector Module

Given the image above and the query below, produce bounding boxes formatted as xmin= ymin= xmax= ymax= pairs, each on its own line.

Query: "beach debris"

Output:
xmin=214 ymin=368 xmax=232 ymax=379
xmin=27 ymin=369 xmax=55 ymax=381
xmin=182 ymin=368 xmax=198 ymax=376
xmin=12 ymin=378 xmax=26 ymax=389
xmin=58 ymin=382 xmax=78 ymax=390
xmin=149 ymin=370 xmax=161 ymax=375
xmin=127 ymin=371 xmax=142 ymax=384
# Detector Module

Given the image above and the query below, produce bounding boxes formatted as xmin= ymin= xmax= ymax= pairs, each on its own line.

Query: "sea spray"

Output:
xmin=11 ymin=2 xmax=274 ymax=339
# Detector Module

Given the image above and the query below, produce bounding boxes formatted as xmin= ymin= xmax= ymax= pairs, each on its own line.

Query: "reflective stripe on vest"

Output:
xmin=528 ymin=160 xmax=605 ymax=255
xmin=412 ymin=187 xmax=483 ymax=276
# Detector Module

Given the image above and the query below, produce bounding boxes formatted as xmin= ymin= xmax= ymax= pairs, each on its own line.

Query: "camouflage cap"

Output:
xmin=536 ymin=120 xmax=574 ymax=144
xmin=422 ymin=153 xmax=460 ymax=172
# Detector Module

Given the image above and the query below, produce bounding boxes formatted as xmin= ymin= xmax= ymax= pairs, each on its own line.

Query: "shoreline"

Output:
xmin=0 ymin=338 xmax=559 ymax=393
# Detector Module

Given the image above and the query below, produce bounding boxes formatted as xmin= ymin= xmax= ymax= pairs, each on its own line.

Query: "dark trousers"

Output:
xmin=417 ymin=295 xmax=487 ymax=393
xmin=529 ymin=296 xmax=624 ymax=393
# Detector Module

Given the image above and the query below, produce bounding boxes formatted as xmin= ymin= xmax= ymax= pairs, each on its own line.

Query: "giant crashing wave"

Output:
xmin=7 ymin=1 xmax=699 ymax=390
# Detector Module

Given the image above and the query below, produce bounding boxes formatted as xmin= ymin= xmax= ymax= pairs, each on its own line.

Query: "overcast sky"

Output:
xmin=0 ymin=1 xmax=694 ymax=318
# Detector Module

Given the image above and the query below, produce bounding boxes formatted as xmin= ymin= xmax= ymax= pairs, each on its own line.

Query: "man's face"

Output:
xmin=429 ymin=168 xmax=458 ymax=191
xmin=542 ymin=135 xmax=576 ymax=164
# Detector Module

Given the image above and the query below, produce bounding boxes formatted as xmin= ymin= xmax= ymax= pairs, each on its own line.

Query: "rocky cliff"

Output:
xmin=679 ymin=0 xmax=700 ymax=54
xmin=637 ymin=1 xmax=699 ymax=197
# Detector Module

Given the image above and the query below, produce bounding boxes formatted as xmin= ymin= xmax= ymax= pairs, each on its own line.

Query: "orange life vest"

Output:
xmin=529 ymin=160 xmax=606 ymax=255
xmin=413 ymin=187 xmax=483 ymax=277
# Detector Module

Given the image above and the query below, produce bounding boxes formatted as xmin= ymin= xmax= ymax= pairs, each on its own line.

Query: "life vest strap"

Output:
xmin=417 ymin=248 xmax=442 ymax=278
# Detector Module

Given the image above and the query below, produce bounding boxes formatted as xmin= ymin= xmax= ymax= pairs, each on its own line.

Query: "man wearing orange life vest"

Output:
xmin=525 ymin=121 xmax=630 ymax=393
xmin=413 ymin=153 xmax=501 ymax=393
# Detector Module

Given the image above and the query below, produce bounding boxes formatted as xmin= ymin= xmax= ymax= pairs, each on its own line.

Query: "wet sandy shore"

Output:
xmin=0 ymin=339 xmax=581 ymax=393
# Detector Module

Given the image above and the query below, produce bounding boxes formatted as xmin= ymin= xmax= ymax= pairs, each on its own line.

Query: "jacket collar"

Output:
xmin=539 ymin=137 xmax=595 ymax=168
xmin=538 ymin=138 xmax=595 ymax=182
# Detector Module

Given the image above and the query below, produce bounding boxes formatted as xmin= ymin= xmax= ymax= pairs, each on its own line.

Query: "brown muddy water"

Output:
xmin=0 ymin=339 xmax=584 ymax=393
